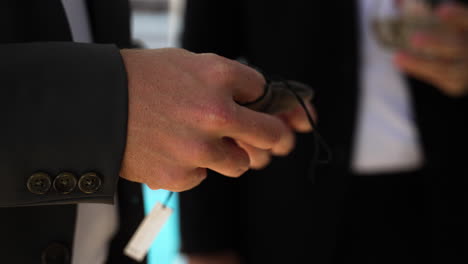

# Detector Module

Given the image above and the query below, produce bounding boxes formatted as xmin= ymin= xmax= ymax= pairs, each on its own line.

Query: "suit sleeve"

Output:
xmin=0 ymin=42 xmax=128 ymax=207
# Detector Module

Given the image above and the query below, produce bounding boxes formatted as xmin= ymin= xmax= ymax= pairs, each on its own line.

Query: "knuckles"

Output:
xmin=195 ymin=103 xmax=239 ymax=130
xmin=199 ymin=54 xmax=238 ymax=88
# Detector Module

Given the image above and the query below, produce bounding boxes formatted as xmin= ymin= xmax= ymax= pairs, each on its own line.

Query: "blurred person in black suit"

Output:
xmin=179 ymin=1 xmax=468 ymax=263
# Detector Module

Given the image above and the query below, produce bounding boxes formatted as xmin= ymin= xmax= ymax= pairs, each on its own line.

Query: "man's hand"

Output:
xmin=238 ymin=102 xmax=315 ymax=170
xmin=395 ymin=2 xmax=468 ymax=97
xmin=118 ymin=48 xmax=312 ymax=191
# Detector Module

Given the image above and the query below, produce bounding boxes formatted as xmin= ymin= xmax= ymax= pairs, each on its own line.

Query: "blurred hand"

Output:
xmin=395 ymin=2 xmax=468 ymax=97
xmin=238 ymin=102 xmax=315 ymax=170
xmin=119 ymin=48 xmax=311 ymax=191
xmin=188 ymin=252 xmax=241 ymax=264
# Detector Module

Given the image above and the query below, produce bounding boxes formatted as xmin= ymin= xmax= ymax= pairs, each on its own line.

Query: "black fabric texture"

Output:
xmin=0 ymin=204 xmax=76 ymax=263
xmin=0 ymin=1 xmax=146 ymax=263
xmin=0 ymin=42 xmax=128 ymax=207
xmin=86 ymin=0 xmax=132 ymax=48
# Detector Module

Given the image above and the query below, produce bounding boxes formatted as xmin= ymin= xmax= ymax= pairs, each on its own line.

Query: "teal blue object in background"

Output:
xmin=133 ymin=10 xmax=186 ymax=264
xmin=143 ymin=187 xmax=184 ymax=264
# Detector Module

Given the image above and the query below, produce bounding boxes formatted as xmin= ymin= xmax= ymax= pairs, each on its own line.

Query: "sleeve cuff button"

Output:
xmin=27 ymin=172 xmax=52 ymax=195
xmin=78 ymin=172 xmax=102 ymax=194
xmin=53 ymin=172 xmax=77 ymax=194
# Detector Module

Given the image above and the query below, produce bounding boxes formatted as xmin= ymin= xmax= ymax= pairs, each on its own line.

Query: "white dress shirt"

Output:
xmin=60 ymin=1 xmax=120 ymax=263
xmin=61 ymin=0 xmax=93 ymax=43
xmin=352 ymin=0 xmax=424 ymax=174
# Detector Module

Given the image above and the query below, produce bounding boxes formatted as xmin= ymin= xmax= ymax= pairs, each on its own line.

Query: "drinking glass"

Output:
xmin=372 ymin=0 xmax=455 ymax=55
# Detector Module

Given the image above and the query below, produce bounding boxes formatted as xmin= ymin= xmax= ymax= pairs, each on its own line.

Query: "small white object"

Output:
xmin=124 ymin=202 xmax=173 ymax=262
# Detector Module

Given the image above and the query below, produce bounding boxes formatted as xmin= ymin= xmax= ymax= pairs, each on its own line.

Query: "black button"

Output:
xmin=78 ymin=172 xmax=102 ymax=194
xmin=53 ymin=172 xmax=77 ymax=194
xmin=27 ymin=172 xmax=51 ymax=195
xmin=41 ymin=243 xmax=70 ymax=264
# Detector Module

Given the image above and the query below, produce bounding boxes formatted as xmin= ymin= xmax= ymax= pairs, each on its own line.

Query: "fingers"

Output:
xmin=395 ymin=52 xmax=468 ymax=96
xmin=278 ymin=102 xmax=316 ymax=133
xmin=397 ymin=3 xmax=468 ymax=96
xmin=236 ymin=141 xmax=272 ymax=170
xmin=223 ymin=105 xmax=295 ymax=155
xmin=270 ymin=129 xmax=295 ymax=156
xmin=197 ymin=53 xmax=266 ymax=104
xmin=411 ymin=33 xmax=465 ymax=61
xmin=437 ymin=2 xmax=468 ymax=29
xmin=395 ymin=53 xmax=443 ymax=85
xmin=195 ymin=137 xmax=250 ymax=178
xmin=229 ymin=61 xmax=267 ymax=104
xmin=150 ymin=137 xmax=250 ymax=188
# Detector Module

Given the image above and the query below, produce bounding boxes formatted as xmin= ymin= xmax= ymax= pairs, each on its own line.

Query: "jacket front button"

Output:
xmin=41 ymin=243 xmax=70 ymax=264
xmin=53 ymin=172 xmax=77 ymax=194
xmin=27 ymin=172 xmax=52 ymax=195
xmin=78 ymin=172 xmax=102 ymax=194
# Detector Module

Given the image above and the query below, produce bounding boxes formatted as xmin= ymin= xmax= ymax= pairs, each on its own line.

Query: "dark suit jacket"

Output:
xmin=179 ymin=1 xmax=468 ymax=263
xmin=0 ymin=1 xmax=144 ymax=263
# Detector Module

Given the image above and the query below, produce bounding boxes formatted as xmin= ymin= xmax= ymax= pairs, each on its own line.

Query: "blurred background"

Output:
xmin=132 ymin=0 xmax=184 ymax=49
xmin=130 ymin=1 xmax=185 ymax=264
xmin=128 ymin=1 xmax=468 ymax=263
xmin=126 ymin=1 xmax=468 ymax=264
